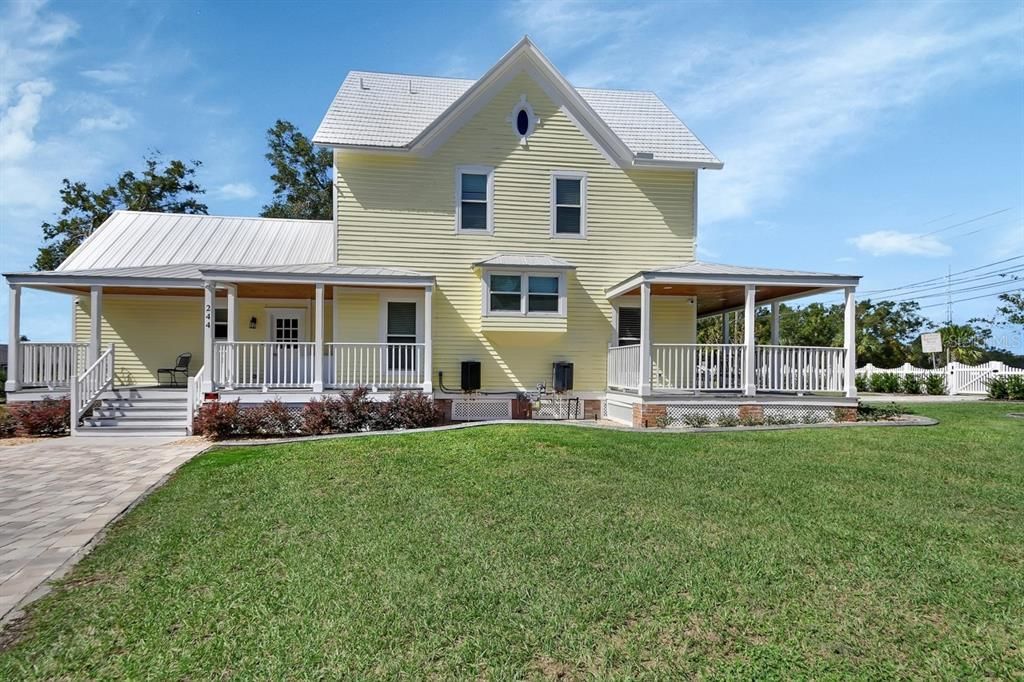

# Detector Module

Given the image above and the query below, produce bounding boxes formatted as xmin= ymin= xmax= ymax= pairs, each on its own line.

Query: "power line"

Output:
xmin=889 ymin=276 xmax=1024 ymax=303
xmin=859 ymin=254 xmax=1024 ymax=295
xmin=879 ymin=265 xmax=1024 ymax=299
xmin=920 ymin=207 xmax=1012 ymax=236
xmin=917 ymin=286 xmax=1023 ymax=310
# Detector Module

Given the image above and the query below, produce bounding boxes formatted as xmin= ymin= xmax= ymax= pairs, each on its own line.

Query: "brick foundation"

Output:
xmin=583 ymin=399 xmax=602 ymax=420
xmin=632 ymin=403 xmax=668 ymax=428
xmin=834 ymin=406 xmax=858 ymax=422
xmin=434 ymin=399 xmax=453 ymax=424
xmin=738 ymin=404 xmax=764 ymax=424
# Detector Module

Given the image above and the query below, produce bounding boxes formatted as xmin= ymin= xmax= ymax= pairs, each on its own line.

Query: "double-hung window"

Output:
xmin=386 ymin=300 xmax=418 ymax=371
xmin=551 ymin=171 xmax=586 ymax=237
xmin=214 ymin=305 xmax=228 ymax=340
xmin=456 ymin=165 xmax=494 ymax=233
xmin=617 ymin=307 xmax=641 ymax=346
xmin=485 ymin=272 xmax=565 ymax=317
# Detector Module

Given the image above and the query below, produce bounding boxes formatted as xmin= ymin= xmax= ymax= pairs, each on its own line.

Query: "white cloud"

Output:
xmin=0 ymin=78 xmax=54 ymax=162
xmin=0 ymin=0 xmax=77 ymax=107
xmin=80 ymin=65 xmax=135 ymax=85
xmin=216 ymin=182 xmax=258 ymax=200
xmin=849 ymin=230 xmax=952 ymax=257
xmin=511 ymin=3 xmax=1022 ymax=226
xmin=75 ymin=97 xmax=136 ymax=132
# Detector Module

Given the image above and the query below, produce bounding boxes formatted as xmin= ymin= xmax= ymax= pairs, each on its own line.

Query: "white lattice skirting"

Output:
xmin=664 ymin=404 xmax=836 ymax=426
xmin=451 ymin=400 xmax=512 ymax=421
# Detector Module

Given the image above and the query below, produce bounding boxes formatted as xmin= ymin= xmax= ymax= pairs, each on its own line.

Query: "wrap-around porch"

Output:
xmin=605 ymin=263 xmax=860 ymax=399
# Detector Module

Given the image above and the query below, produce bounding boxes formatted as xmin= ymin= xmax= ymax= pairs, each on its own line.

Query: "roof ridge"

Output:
xmin=112 ymin=210 xmax=332 ymax=225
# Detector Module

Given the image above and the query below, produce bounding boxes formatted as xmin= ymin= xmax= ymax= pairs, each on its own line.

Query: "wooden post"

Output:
xmin=89 ymin=285 xmax=103 ymax=364
xmin=743 ymin=284 xmax=756 ymax=397
xmin=639 ymin=281 xmax=652 ymax=396
xmin=5 ymin=284 xmax=20 ymax=392
xmin=722 ymin=311 xmax=730 ymax=344
xmin=313 ymin=282 xmax=324 ymax=392
xmin=423 ymin=285 xmax=433 ymax=393
xmin=202 ymin=281 xmax=216 ymax=392
xmin=844 ymin=286 xmax=857 ymax=398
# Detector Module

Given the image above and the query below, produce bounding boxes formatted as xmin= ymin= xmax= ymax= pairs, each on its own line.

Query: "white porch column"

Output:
xmin=844 ymin=286 xmax=857 ymax=398
xmin=423 ymin=285 xmax=433 ymax=393
xmin=202 ymin=281 xmax=216 ymax=392
xmin=722 ymin=311 xmax=730 ymax=344
xmin=5 ymin=284 xmax=20 ymax=392
xmin=226 ymin=285 xmax=237 ymax=343
xmin=742 ymin=284 xmax=756 ymax=396
xmin=770 ymin=302 xmax=780 ymax=345
xmin=639 ymin=281 xmax=652 ymax=396
xmin=88 ymin=285 xmax=103 ymax=364
xmin=313 ymin=282 xmax=325 ymax=393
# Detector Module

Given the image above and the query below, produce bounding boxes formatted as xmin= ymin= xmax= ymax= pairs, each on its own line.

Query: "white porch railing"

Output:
xmin=652 ymin=343 xmax=745 ymax=391
xmin=214 ymin=341 xmax=317 ymax=389
xmin=19 ymin=342 xmax=88 ymax=388
xmin=607 ymin=344 xmax=641 ymax=390
xmin=187 ymin=365 xmax=205 ymax=433
xmin=325 ymin=342 xmax=425 ymax=389
xmin=72 ymin=344 xmax=114 ymax=425
xmin=755 ymin=345 xmax=847 ymax=393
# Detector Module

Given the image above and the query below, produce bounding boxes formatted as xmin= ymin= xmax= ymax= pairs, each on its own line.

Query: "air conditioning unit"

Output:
xmin=461 ymin=361 xmax=481 ymax=391
xmin=553 ymin=362 xmax=574 ymax=392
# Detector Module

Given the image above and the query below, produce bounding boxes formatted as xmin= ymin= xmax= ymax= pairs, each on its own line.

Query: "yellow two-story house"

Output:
xmin=5 ymin=38 xmax=861 ymax=434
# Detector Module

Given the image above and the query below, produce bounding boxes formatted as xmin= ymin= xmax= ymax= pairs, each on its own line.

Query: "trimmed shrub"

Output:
xmin=682 ymin=413 xmax=711 ymax=428
xmin=242 ymin=399 xmax=297 ymax=437
xmin=869 ymin=372 xmax=900 ymax=393
xmin=900 ymin=374 xmax=922 ymax=395
xmin=1008 ymin=375 xmax=1024 ymax=401
xmin=0 ymin=406 xmax=17 ymax=438
xmin=988 ymin=376 xmax=1010 ymax=400
xmin=371 ymin=391 xmax=444 ymax=431
xmin=192 ymin=400 xmax=240 ymax=440
xmin=300 ymin=396 xmax=341 ymax=435
xmin=925 ymin=374 xmax=946 ymax=396
xmin=855 ymin=374 xmax=869 ymax=393
xmin=337 ymin=387 xmax=376 ymax=433
xmin=716 ymin=414 xmax=740 ymax=427
xmin=739 ymin=414 xmax=764 ymax=427
xmin=9 ymin=397 xmax=70 ymax=436
xmin=857 ymin=402 xmax=908 ymax=422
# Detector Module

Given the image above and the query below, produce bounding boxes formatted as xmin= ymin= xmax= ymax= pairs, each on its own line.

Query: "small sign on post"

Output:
xmin=921 ymin=332 xmax=943 ymax=368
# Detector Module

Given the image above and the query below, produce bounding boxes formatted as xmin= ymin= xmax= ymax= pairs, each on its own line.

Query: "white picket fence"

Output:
xmin=857 ymin=361 xmax=1024 ymax=395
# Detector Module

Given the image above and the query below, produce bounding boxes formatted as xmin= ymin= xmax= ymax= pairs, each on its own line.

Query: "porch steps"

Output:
xmin=76 ymin=389 xmax=189 ymax=437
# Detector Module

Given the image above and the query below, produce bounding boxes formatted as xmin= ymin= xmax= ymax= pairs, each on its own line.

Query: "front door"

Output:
xmin=268 ymin=310 xmax=306 ymax=385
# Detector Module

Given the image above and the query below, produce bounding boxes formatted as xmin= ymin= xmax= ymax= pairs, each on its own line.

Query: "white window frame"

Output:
xmin=377 ymin=293 xmax=424 ymax=344
xmin=481 ymin=269 xmax=567 ymax=318
xmin=213 ymin=299 xmax=229 ymax=341
xmin=550 ymin=170 xmax=587 ymax=239
xmin=455 ymin=165 xmax=495 ymax=234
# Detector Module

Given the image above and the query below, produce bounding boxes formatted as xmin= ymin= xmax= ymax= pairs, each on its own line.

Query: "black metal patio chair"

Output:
xmin=157 ymin=352 xmax=192 ymax=387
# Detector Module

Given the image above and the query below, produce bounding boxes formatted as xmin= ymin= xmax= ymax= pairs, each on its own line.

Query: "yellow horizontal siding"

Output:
xmin=336 ymin=72 xmax=696 ymax=391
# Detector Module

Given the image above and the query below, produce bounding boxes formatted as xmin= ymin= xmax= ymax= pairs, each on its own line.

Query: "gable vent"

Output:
xmin=360 ymin=77 xmax=370 ymax=90
xmin=635 ymin=152 xmax=655 ymax=160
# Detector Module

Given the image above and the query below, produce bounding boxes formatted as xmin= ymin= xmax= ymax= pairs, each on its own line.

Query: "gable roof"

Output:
xmin=55 ymin=211 xmax=334 ymax=272
xmin=314 ymin=37 xmax=721 ymax=170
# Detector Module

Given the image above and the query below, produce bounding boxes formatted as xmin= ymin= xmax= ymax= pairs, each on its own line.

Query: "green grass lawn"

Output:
xmin=2 ymin=404 xmax=1022 ymax=678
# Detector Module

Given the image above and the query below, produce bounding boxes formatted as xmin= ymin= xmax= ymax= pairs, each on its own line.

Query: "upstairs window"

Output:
xmin=551 ymin=172 xmax=586 ymax=238
xmin=484 ymin=271 xmax=566 ymax=317
xmin=456 ymin=166 xmax=494 ymax=233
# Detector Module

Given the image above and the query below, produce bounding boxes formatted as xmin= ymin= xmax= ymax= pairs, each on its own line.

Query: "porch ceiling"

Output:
xmin=618 ymin=283 xmax=824 ymax=316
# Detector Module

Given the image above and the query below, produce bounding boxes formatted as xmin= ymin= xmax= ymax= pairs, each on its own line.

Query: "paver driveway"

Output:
xmin=0 ymin=436 xmax=207 ymax=623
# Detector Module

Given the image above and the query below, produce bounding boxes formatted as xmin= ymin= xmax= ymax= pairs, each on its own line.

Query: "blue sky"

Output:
xmin=1 ymin=0 xmax=1022 ymax=348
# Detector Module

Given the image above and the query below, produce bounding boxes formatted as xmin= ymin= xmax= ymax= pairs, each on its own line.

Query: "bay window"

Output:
xmin=484 ymin=271 xmax=566 ymax=317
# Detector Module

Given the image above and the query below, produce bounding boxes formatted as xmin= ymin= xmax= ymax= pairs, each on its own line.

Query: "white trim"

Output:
xmin=378 ymin=293 xmax=424 ymax=344
xmin=454 ymin=164 xmax=495 ymax=235
xmin=639 ymin=282 xmax=652 ymax=396
xmin=692 ymin=170 xmax=699 ymax=249
xmin=506 ymin=94 xmax=538 ymax=143
xmin=743 ymin=285 xmax=756 ymax=397
xmin=549 ymin=170 xmax=587 ymax=239
xmin=481 ymin=269 xmax=567 ymax=318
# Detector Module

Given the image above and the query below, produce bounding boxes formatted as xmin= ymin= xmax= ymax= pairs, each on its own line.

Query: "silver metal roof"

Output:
xmin=606 ymin=260 xmax=861 ymax=297
xmin=647 ymin=261 xmax=857 ymax=279
xmin=56 ymin=211 xmax=334 ymax=272
xmin=314 ymin=71 xmax=720 ymax=166
xmin=473 ymin=253 xmax=575 ymax=269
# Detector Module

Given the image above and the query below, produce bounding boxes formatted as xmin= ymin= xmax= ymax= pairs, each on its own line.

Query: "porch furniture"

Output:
xmin=158 ymin=353 xmax=192 ymax=387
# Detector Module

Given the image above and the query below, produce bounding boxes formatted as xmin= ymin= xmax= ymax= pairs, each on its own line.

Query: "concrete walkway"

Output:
xmin=0 ymin=436 xmax=207 ymax=624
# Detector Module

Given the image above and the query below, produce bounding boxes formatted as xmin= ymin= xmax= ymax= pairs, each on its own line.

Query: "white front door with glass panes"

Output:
xmin=384 ymin=299 xmax=421 ymax=377
xmin=268 ymin=310 xmax=306 ymax=385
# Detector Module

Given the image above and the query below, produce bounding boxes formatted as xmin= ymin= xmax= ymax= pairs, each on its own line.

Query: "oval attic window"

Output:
xmin=516 ymin=109 xmax=530 ymax=136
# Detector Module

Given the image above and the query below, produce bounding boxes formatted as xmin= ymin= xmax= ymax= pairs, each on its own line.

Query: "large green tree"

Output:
xmin=995 ymin=290 xmax=1024 ymax=326
xmin=34 ymin=155 xmax=207 ymax=271
xmin=260 ymin=120 xmax=332 ymax=220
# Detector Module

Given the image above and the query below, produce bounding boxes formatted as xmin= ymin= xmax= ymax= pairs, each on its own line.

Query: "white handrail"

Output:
xmin=651 ymin=344 xmax=745 ymax=391
xmin=214 ymin=341 xmax=317 ymax=389
xmin=755 ymin=345 xmax=847 ymax=393
xmin=72 ymin=344 xmax=115 ymax=426
xmin=19 ymin=342 xmax=88 ymax=388
xmin=187 ymin=365 xmax=205 ymax=433
xmin=325 ymin=342 xmax=426 ymax=389
xmin=607 ymin=344 xmax=641 ymax=390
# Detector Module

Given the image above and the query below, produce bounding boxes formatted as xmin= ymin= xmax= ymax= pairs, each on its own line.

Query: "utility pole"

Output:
xmin=945 ymin=264 xmax=952 ymax=366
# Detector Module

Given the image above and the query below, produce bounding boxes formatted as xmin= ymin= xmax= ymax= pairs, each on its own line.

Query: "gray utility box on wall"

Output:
xmin=553 ymin=362 xmax=574 ymax=392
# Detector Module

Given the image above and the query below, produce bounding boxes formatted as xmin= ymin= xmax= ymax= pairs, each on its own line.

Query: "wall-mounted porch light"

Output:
xmin=249 ymin=316 xmax=258 ymax=329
